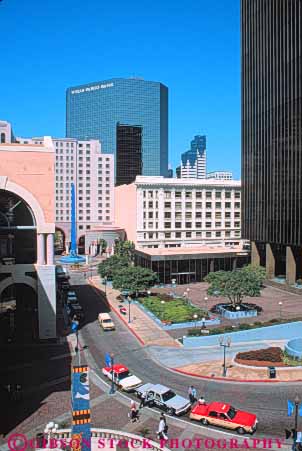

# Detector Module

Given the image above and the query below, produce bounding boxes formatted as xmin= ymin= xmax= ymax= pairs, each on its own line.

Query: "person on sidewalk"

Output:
xmin=139 ymin=391 xmax=148 ymax=409
xmin=157 ymin=414 xmax=168 ymax=440
xmin=188 ymin=385 xmax=197 ymax=404
xmin=129 ymin=401 xmax=139 ymax=423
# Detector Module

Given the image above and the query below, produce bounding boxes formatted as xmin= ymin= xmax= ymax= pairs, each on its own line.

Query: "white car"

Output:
xmin=102 ymin=363 xmax=142 ymax=392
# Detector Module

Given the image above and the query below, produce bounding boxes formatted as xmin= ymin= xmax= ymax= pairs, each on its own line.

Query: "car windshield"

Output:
xmin=116 ymin=371 xmax=130 ymax=380
xmin=103 ymin=319 xmax=112 ymax=323
xmin=162 ymin=390 xmax=176 ymax=401
xmin=227 ymin=407 xmax=237 ymax=419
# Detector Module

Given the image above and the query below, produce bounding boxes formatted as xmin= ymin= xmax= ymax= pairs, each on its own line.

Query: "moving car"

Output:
xmin=102 ymin=364 xmax=142 ymax=392
xmin=189 ymin=402 xmax=257 ymax=434
xmin=98 ymin=313 xmax=115 ymax=331
xmin=135 ymin=383 xmax=191 ymax=416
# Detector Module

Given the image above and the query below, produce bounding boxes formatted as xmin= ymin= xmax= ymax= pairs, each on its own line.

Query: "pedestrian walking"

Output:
xmin=139 ymin=391 xmax=148 ymax=409
xmin=188 ymin=385 xmax=197 ymax=404
xmin=129 ymin=401 xmax=139 ymax=423
xmin=157 ymin=414 xmax=168 ymax=440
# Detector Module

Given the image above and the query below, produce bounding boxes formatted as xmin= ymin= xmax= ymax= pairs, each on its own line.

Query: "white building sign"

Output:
xmin=71 ymin=83 xmax=114 ymax=95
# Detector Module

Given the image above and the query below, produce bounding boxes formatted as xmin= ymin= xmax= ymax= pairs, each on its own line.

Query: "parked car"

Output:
xmin=102 ymin=364 xmax=142 ymax=392
xmin=189 ymin=401 xmax=257 ymax=434
xmin=98 ymin=313 xmax=115 ymax=331
xmin=135 ymin=383 xmax=191 ymax=416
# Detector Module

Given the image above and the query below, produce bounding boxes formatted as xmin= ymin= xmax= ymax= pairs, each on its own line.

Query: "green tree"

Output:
xmin=97 ymin=255 xmax=129 ymax=280
xmin=241 ymin=264 xmax=266 ymax=287
xmin=205 ymin=265 xmax=265 ymax=308
xmin=112 ymin=266 xmax=158 ymax=294
xmin=98 ymin=238 xmax=107 ymax=255
xmin=114 ymin=239 xmax=135 ymax=262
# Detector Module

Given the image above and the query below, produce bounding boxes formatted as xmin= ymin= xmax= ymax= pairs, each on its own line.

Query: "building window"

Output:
xmin=165 ymin=232 xmax=171 ymax=238
xmin=196 ymin=212 xmax=202 ymax=218
xmin=175 ymin=232 xmax=181 ymax=238
xmin=165 ymin=202 xmax=171 ymax=208
xmin=185 ymin=222 xmax=192 ymax=228
xmin=206 ymin=222 xmax=212 ymax=228
xmin=175 ymin=191 xmax=182 ymax=198
xmin=175 ymin=202 xmax=182 ymax=210
xmin=225 ymin=222 xmax=231 ymax=228
xmin=215 ymin=222 xmax=222 ymax=227
xmin=206 ymin=212 xmax=212 ymax=218
xmin=185 ymin=212 xmax=192 ymax=219
xmin=175 ymin=212 xmax=182 ymax=219
xmin=235 ymin=202 xmax=240 ymax=208
xmin=185 ymin=202 xmax=192 ymax=209
xmin=196 ymin=231 xmax=202 ymax=237
xmin=196 ymin=202 xmax=202 ymax=209
xmin=164 ymin=212 xmax=171 ymax=219
xmin=215 ymin=212 xmax=222 ymax=219
xmin=216 ymin=192 xmax=221 ymax=198
xmin=225 ymin=202 xmax=231 ymax=208
xmin=215 ymin=202 xmax=221 ymax=208
xmin=206 ymin=202 xmax=212 ymax=208
xmin=235 ymin=192 xmax=241 ymax=198
xmin=196 ymin=222 xmax=202 ymax=228
xmin=164 ymin=191 xmax=171 ymax=199
xmin=235 ymin=212 xmax=240 ymax=218
xmin=185 ymin=192 xmax=192 ymax=199
xmin=206 ymin=191 xmax=212 ymax=198
xmin=148 ymin=201 xmax=153 ymax=208
xmin=225 ymin=191 xmax=231 ymax=198
xmin=206 ymin=231 xmax=212 ymax=237
xmin=225 ymin=212 xmax=231 ymax=218
xmin=164 ymin=222 xmax=171 ymax=229
xmin=175 ymin=222 xmax=182 ymax=228
xmin=196 ymin=191 xmax=202 ymax=198
xmin=235 ymin=221 xmax=240 ymax=227
xmin=186 ymin=232 xmax=192 ymax=237
xmin=216 ymin=231 xmax=221 ymax=237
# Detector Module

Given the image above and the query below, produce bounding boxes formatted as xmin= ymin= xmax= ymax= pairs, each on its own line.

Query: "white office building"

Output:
xmin=115 ymin=176 xmax=242 ymax=250
xmin=207 ymin=171 xmax=233 ymax=180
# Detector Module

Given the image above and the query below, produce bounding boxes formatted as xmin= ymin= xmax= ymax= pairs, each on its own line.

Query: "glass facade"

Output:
xmin=66 ymin=78 xmax=168 ymax=178
xmin=116 ymin=124 xmax=142 ymax=186
xmin=241 ymin=0 xmax=302 ymax=246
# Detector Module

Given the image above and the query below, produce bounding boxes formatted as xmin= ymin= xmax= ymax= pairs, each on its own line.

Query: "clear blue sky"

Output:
xmin=0 ymin=0 xmax=241 ymax=178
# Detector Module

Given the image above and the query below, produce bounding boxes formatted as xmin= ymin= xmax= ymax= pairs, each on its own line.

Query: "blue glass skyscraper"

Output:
xmin=66 ymin=78 xmax=168 ymax=178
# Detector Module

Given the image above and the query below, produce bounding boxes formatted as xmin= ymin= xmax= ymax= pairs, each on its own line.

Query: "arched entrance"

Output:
xmin=55 ymin=227 xmax=65 ymax=255
xmin=0 ymin=283 xmax=38 ymax=343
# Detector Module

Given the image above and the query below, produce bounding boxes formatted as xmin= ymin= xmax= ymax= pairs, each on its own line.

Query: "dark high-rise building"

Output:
xmin=116 ymin=124 xmax=142 ymax=186
xmin=241 ymin=0 xmax=302 ymax=284
xmin=66 ymin=78 xmax=168 ymax=178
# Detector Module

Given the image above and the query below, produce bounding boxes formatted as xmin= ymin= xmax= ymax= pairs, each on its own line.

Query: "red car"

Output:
xmin=189 ymin=401 xmax=257 ymax=434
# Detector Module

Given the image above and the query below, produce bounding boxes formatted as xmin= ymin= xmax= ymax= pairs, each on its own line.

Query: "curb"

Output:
xmin=171 ymin=367 xmax=302 ymax=383
xmin=87 ymin=278 xmax=145 ymax=346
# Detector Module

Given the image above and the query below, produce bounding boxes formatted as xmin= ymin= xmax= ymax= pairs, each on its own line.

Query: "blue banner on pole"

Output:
xmin=71 ymin=321 xmax=79 ymax=333
xmin=105 ymin=353 xmax=111 ymax=367
xmin=288 ymin=400 xmax=295 ymax=416
xmin=299 ymin=403 xmax=302 ymax=417
xmin=72 ymin=366 xmax=91 ymax=451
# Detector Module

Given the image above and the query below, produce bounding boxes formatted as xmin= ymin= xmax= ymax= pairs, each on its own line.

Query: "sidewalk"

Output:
xmin=89 ymin=276 xmax=180 ymax=348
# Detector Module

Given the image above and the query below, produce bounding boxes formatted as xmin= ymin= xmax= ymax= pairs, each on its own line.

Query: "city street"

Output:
xmin=70 ymin=272 xmax=301 ymax=438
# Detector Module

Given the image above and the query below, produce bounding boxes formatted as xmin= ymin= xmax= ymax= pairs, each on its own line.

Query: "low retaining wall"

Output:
xmin=182 ymin=321 xmax=302 ymax=348
xmin=285 ymin=338 xmax=302 ymax=359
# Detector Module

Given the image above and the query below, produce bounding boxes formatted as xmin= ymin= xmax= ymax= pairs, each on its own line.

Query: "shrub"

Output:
xmin=269 ymin=318 xmax=279 ymax=323
xmin=236 ymin=347 xmax=283 ymax=362
xmin=238 ymin=323 xmax=252 ymax=330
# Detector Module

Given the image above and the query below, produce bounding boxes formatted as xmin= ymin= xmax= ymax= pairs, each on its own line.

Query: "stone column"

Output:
xmin=46 ymin=234 xmax=54 ymax=265
xmin=209 ymin=259 xmax=214 ymax=272
xmin=266 ymin=243 xmax=275 ymax=279
xmin=251 ymin=241 xmax=260 ymax=266
xmin=232 ymin=257 xmax=237 ymax=270
xmin=37 ymin=234 xmax=45 ymax=265
xmin=286 ymin=246 xmax=296 ymax=285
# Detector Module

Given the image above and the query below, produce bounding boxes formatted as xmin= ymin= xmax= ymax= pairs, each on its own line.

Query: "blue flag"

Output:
xmin=71 ymin=321 xmax=79 ymax=333
xmin=105 ymin=353 xmax=111 ymax=367
xmin=288 ymin=400 xmax=295 ymax=416
xmin=299 ymin=403 xmax=302 ymax=417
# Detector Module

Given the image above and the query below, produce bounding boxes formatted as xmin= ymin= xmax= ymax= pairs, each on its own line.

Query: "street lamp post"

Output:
xmin=279 ymin=301 xmax=283 ymax=320
xmin=219 ymin=336 xmax=232 ymax=377
xmin=127 ymin=297 xmax=132 ymax=323
xmin=104 ymin=276 xmax=107 ymax=295
xmin=193 ymin=314 xmax=198 ymax=329
xmin=293 ymin=395 xmax=300 ymax=451
xmin=109 ymin=353 xmax=115 ymax=395
xmin=204 ymin=296 xmax=208 ymax=312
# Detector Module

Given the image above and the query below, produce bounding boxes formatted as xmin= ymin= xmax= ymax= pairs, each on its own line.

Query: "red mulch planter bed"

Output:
xmin=235 ymin=358 xmax=286 ymax=367
xmin=235 ymin=347 xmax=287 ymax=367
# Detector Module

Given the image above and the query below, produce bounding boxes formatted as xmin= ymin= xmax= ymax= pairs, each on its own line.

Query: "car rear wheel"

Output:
xmin=236 ymin=427 xmax=246 ymax=435
xmin=167 ymin=408 xmax=175 ymax=415
xmin=201 ymin=418 xmax=209 ymax=425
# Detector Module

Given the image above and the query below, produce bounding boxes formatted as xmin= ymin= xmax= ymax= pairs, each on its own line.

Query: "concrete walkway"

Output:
xmin=90 ymin=277 xmax=180 ymax=348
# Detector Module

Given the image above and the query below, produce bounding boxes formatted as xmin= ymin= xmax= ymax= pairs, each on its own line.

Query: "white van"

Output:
xmin=98 ymin=313 xmax=115 ymax=331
